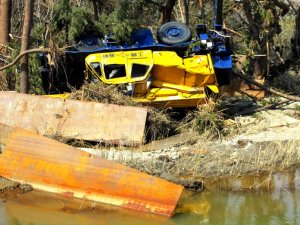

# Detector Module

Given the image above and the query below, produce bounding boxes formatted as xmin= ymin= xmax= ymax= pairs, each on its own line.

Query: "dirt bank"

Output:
xmin=1 ymin=99 xmax=300 ymax=193
xmin=80 ymin=100 xmax=300 ymax=191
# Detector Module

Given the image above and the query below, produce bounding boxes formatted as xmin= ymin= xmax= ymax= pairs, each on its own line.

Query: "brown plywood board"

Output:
xmin=0 ymin=92 xmax=147 ymax=146
xmin=0 ymin=92 xmax=64 ymax=135
xmin=0 ymin=126 xmax=183 ymax=216
xmin=59 ymin=99 xmax=146 ymax=145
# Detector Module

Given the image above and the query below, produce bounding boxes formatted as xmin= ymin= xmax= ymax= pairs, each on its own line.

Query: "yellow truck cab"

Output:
xmin=85 ymin=50 xmax=219 ymax=108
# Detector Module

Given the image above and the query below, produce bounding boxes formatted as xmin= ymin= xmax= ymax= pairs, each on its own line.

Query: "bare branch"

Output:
xmin=223 ymin=24 xmax=245 ymax=38
xmin=0 ymin=48 xmax=52 ymax=71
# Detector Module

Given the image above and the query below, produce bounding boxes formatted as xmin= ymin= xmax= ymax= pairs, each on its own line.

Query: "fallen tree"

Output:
xmin=233 ymin=69 xmax=300 ymax=102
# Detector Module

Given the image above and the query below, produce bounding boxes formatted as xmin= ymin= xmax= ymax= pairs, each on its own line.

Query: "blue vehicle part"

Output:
xmin=196 ymin=24 xmax=209 ymax=41
xmin=131 ymin=28 xmax=155 ymax=46
xmin=213 ymin=55 xmax=232 ymax=86
xmin=213 ymin=55 xmax=232 ymax=69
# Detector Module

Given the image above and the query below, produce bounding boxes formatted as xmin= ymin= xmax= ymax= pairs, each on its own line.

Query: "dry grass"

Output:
xmin=145 ymin=108 xmax=177 ymax=142
xmin=69 ymin=82 xmax=138 ymax=106
xmin=177 ymin=99 xmax=227 ymax=139
xmin=180 ymin=140 xmax=300 ymax=179
xmin=123 ymin=138 xmax=300 ymax=190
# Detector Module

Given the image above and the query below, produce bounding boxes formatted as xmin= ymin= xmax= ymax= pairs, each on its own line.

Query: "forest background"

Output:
xmin=0 ymin=0 xmax=299 ymax=95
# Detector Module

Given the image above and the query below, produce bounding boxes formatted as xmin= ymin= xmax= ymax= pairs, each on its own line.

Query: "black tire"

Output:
xmin=157 ymin=21 xmax=192 ymax=45
xmin=74 ymin=35 xmax=102 ymax=51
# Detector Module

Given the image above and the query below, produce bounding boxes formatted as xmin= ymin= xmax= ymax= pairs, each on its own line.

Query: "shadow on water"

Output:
xmin=1 ymin=169 xmax=300 ymax=225
xmin=204 ymin=168 xmax=300 ymax=191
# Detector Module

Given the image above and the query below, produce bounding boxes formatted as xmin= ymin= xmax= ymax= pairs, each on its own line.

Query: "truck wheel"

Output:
xmin=157 ymin=22 xmax=192 ymax=45
xmin=74 ymin=35 xmax=102 ymax=51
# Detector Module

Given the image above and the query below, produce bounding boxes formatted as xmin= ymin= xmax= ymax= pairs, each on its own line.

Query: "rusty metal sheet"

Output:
xmin=0 ymin=125 xmax=183 ymax=217
xmin=0 ymin=92 xmax=147 ymax=146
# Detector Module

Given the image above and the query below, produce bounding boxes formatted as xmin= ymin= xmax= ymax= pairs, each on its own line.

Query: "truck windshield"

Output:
xmin=131 ymin=64 xmax=149 ymax=78
xmin=104 ymin=64 xmax=126 ymax=79
xmin=90 ymin=62 xmax=100 ymax=74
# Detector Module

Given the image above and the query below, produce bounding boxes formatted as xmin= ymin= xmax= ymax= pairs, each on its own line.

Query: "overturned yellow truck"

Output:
xmin=81 ymin=1 xmax=232 ymax=108
xmin=41 ymin=4 xmax=232 ymax=108
xmin=85 ymin=50 xmax=219 ymax=108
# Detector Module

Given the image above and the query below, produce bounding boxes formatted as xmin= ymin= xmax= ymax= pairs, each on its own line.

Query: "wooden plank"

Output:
xmin=0 ymin=92 xmax=64 ymax=135
xmin=0 ymin=92 xmax=147 ymax=146
xmin=59 ymin=99 xmax=146 ymax=145
xmin=0 ymin=126 xmax=183 ymax=217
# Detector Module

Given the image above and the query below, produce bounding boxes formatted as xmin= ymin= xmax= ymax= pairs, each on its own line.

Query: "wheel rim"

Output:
xmin=166 ymin=27 xmax=183 ymax=39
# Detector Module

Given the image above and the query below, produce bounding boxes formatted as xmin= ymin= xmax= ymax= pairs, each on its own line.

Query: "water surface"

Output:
xmin=1 ymin=170 xmax=300 ymax=225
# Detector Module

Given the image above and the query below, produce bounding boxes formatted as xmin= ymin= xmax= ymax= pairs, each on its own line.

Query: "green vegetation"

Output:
xmin=1 ymin=0 xmax=298 ymax=95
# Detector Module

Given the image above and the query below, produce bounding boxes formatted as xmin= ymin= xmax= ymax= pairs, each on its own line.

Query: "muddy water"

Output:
xmin=1 ymin=170 xmax=300 ymax=225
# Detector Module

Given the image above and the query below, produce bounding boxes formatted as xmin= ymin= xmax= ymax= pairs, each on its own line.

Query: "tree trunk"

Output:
xmin=198 ymin=0 xmax=204 ymax=20
xmin=92 ymin=0 xmax=99 ymax=21
xmin=292 ymin=7 xmax=300 ymax=58
xmin=20 ymin=0 xmax=34 ymax=93
xmin=160 ymin=0 xmax=176 ymax=24
xmin=183 ymin=0 xmax=189 ymax=25
xmin=0 ymin=0 xmax=11 ymax=91
xmin=0 ymin=0 xmax=11 ymax=47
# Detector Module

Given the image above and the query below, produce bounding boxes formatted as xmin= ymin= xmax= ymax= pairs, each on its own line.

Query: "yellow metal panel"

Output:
xmin=185 ymin=72 xmax=216 ymax=86
xmin=100 ymin=51 xmax=127 ymax=65
xmin=153 ymin=66 xmax=185 ymax=85
xmin=148 ymin=88 xmax=178 ymax=97
xmin=152 ymin=80 xmax=200 ymax=93
xmin=183 ymin=55 xmax=210 ymax=74
xmin=137 ymin=91 xmax=207 ymax=108
xmin=127 ymin=50 xmax=152 ymax=60
xmin=152 ymin=51 xmax=183 ymax=67
xmin=183 ymin=55 xmax=212 ymax=75
xmin=183 ymin=54 xmax=218 ymax=88
xmin=206 ymin=85 xmax=219 ymax=93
